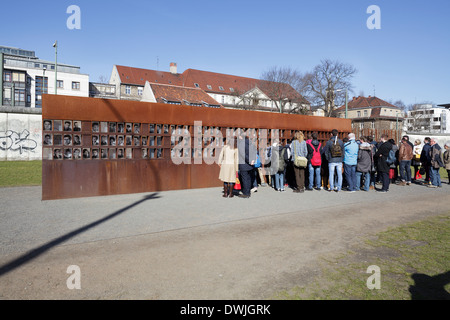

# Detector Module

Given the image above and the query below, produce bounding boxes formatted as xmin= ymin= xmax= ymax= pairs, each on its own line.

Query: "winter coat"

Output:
xmin=374 ymin=141 xmax=393 ymax=173
xmin=344 ymin=139 xmax=359 ymax=166
xmin=420 ymin=143 xmax=432 ymax=164
xmin=270 ymin=145 xmax=289 ymax=174
xmin=430 ymin=143 xmax=444 ymax=169
xmin=357 ymin=142 xmax=373 ymax=173
xmin=412 ymin=144 xmax=422 ymax=166
xmin=324 ymin=136 xmax=345 ymax=163
xmin=390 ymin=144 xmax=399 ymax=169
xmin=306 ymin=139 xmax=322 ymax=164
xmin=218 ymin=145 xmax=239 ymax=183
xmin=444 ymin=149 xmax=450 ymax=170
xmin=399 ymin=141 xmax=413 ymax=161
xmin=237 ymin=137 xmax=257 ymax=172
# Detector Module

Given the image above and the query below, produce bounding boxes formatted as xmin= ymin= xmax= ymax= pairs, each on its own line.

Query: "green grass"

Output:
xmin=0 ymin=160 xmax=42 ymax=187
xmin=275 ymin=214 xmax=450 ymax=300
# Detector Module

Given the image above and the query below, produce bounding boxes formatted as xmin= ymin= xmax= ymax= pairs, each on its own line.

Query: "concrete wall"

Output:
xmin=0 ymin=107 xmax=42 ymax=160
xmin=404 ymin=132 xmax=450 ymax=150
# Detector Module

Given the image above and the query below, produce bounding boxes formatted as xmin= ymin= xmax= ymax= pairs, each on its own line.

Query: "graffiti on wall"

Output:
xmin=0 ymin=129 xmax=38 ymax=154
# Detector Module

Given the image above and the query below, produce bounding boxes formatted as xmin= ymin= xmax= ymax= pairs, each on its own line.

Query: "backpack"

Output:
xmin=278 ymin=148 xmax=286 ymax=172
xmin=308 ymin=141 xmax=322 ymax=166
xmin=386 ymin=149 xmax=396 ymax=165
xmin=330 ymin=136 xmax=342 ymax=158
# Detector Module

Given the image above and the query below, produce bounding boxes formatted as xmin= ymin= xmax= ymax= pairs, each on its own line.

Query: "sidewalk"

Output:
xmin=1 ymin=181 xmax=449 ymax=256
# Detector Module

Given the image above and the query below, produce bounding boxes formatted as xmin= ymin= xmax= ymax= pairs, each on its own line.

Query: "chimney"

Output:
xmin=170 ymin=62 xmax=177 ymax=74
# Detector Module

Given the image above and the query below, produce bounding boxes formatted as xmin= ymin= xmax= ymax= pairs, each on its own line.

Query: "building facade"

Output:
xmin=404 ymin=103 xmax=450 ymax=134
xmin=1 ymin=46 xmax=89 ymax=109
xmin=109 ymin=63 xmax=310 ymax=113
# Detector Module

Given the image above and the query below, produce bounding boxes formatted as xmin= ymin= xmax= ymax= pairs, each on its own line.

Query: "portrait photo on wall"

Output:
xmin=126 ymin=148 xmax=133 ymax=159
xmin=109 ymin=136 xmax=116 ymax=146
xmin=117 ymin=135 xmax=124 ymax=146
xmin=134 ymin=123 xmax=141 ymax=134
xmin=92 ymin=122 xmax=100 ymax=132
xmin=73 ymin=121 xmax=82 ymax=131
xmin=63 ymin=120 xmax=72 ymax=131
xmin=63 ymin=134 xmax=72 ymax=146
xmin=133 ymin=136 xmax=140 ymax=146
xmin=43 ymin=120 xmax=52 ymax=131
xmin=92 ymin=135 xmax=99 ymax=146
xmin=126 ymin=123 xmax=132 ymax=133
xmin=64 ymin=148 xmax=72 ymax=159
xmin=91 ymin=148 xmax=99 ymax=159
xmin=53 ymin=120 xmax=62 ymax=131
xmin=73 ymin=148 xmax=82 ymax=160
xmin=82 ymin=148 xmax=90 ymax=159
xmin=126 ymin=136 xmax=132 ymax=146
xmin=43 ymin=134 xmax=53 ymax=146
xmin=109 ymin=122 xmax=116 ymax=133
xmin=117 ymin=148 xmax=124 ymax=159
xmin=53 ymin=134 xmax=62 ymax=146
xmin=101 ymin=135 xmax=108 ymax=146
xmin=53 ymin=148 xmax=62 ymax=160
xmin=101 ymin=148 xmax=108 ymax=159
xmin=142 ymin=148 xmax=148 ymax=158
xmin=73 ymin=135 xmax=81 ymax=146
xmin=117 ymin=123 xmax=124 ymax=133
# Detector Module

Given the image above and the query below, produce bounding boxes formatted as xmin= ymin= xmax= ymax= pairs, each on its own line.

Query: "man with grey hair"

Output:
xmin=428 ymin=138 xmax=444 ymax=188
xmin=343 ymin=132 xmax=359 ymax=192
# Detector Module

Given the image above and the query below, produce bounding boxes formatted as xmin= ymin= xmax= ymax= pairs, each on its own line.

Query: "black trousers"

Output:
xmin=380 ymin=172 xmax=390 ymax=191
xmin=240 ymin=170 xmax=252 ymax=196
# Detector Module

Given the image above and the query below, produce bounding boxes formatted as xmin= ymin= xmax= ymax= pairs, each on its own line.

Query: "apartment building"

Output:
xmin=404 ymin=103 xmax=450 ymax=133
xmin=0 ymin=46 xmax=89 ymax=109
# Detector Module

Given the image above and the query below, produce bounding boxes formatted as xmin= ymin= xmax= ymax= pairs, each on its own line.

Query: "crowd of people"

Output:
xmin=217 ymin=129 xmax=450 ymax=198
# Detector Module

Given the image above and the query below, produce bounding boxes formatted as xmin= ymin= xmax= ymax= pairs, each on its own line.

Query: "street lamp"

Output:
xmin=53 ymin=41 xmax=57 ymax=95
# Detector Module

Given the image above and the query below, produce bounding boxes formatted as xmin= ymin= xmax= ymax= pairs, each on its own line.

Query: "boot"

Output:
xmin=228 ymin=184 xmax=234 ymax=198
xmin=223 ymin=184 xmax=228 ymax=198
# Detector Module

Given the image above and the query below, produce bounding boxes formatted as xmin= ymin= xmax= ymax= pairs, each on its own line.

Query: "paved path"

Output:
xmin=0 ymin=181 xmax=449 ymax=299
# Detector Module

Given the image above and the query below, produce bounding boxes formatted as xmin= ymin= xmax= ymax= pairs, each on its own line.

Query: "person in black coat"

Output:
xmin=237 ymin=132 xmax=257 ymax=198
xmin=374 ymin=134 xmax=393 ymax=192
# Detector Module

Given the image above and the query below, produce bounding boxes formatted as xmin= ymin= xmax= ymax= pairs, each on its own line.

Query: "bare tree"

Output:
xmin=259 ymin=66 xmax=309 ymax=114
xmin=303 ymin=59 xmax=357 ymax=117
xmin=97 ymin=75 xmax=109 ymax=83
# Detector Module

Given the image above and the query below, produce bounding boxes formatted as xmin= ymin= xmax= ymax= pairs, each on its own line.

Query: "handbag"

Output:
xmin=234 ymin=172 xmax=241 ymax=190
xmin=293 ymin=141 xmax=308 ymax=168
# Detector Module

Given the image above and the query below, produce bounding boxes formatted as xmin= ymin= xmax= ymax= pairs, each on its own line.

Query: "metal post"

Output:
xmin=345 ymin=88 xmax=348 ymax=119
xmin=54 ymin=41 xmax=58 ymax=95
xmin=0 ymin=52 xmax=3 ymax=106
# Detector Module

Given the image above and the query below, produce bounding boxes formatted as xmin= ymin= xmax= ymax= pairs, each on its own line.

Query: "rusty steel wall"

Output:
xmin=41 ymin=95 xmax=352 ymax=200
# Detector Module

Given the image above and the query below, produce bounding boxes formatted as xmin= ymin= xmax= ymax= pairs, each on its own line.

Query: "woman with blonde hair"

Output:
xmin=412 ymin=138 xmax=422 ymax=181
xmin=291 ymin=131 xmax=308 ymax=193
xmin=218 ymin=137 xmax=239 ymax=198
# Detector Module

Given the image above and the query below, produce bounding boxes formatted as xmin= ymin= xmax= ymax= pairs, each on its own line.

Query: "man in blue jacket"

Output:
xmin=344 ymin=133 xmax=359 ymax=192
xmin=323 ymin=129 xmax=345 ymax=192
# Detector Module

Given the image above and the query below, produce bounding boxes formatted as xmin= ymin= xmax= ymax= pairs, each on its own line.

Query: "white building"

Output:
xmin=404 ymin=103 xmax=450 ymax=134
xmin=1 ymin=46 xmax=89 ymax=109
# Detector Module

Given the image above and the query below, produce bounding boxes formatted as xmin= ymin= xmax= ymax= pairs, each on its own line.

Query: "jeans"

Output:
xmin=356 ymin=171 xmax=371 ymax=191
xmin=430 ymin=167 xmax=442 ymax=186
xmin=399 ymin=160 xmax=412 ymax=182
xmin=274 ymin=171 xmax=285 ymax=190
xmin=328 ymin=162 xmax=343 ymax=191
xmin=344 ymin=163 xmax=357 ymax=191
xmin=308 ymin=164 xmax=321 ymax=189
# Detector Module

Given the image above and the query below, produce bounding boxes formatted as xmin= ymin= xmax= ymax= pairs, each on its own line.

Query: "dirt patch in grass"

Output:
xmin=275 ymin=214 xmax=450 ymax=300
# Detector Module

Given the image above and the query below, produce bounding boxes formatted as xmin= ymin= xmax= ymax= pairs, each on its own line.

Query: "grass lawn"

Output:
xmin=274 ymin=214 xmax=450 ymax=300
xmin=0 ymin=160 xmax=42 ymax=187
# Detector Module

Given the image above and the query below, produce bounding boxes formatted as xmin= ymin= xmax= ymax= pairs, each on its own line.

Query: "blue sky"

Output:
xmin=2 ymin=0 xmax=449 ymax=106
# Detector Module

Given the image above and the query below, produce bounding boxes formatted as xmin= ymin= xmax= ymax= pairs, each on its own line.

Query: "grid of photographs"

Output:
xmin=42 ymin=120 xmax=170 ymax=161
xmin=43 ymin=120 xmax=309 ymax=161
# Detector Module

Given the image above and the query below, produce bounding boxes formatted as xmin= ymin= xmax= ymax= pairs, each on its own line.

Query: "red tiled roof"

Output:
xmin=336 ymin=96 xmax=398 ymax=111
xmin=115 ymin=65 xmax=308 ymax=104
xmin=149 ymin=83 xmax=222 ymax=107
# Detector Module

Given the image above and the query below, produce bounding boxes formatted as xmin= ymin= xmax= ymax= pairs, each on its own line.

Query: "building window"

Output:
xmin=125 ymin=85 xmax=131 ymax=95
xmin=219 ymin=86 xmax=224 ymax=91
xmin=57 ymin=80 xmax=64 ymax=88
xmin=72 ymin=82 xmax=80 ymax=90
xmin=230 ymin=88 xmax=234 ymax=92
xmin=138 ymin=87 xmax=143 ymax=96
xmin=4 ymin=71 xmax=12 ymax=82
xmin=207 ymin=85 xmax=212 ymax=90
xmin=364 ymin=110 xmax=368 ymax=117
xmin=194 ymin=83 xmax=199 ymax=88
xmin=357 ymin=111 xmax=361 ymax=117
